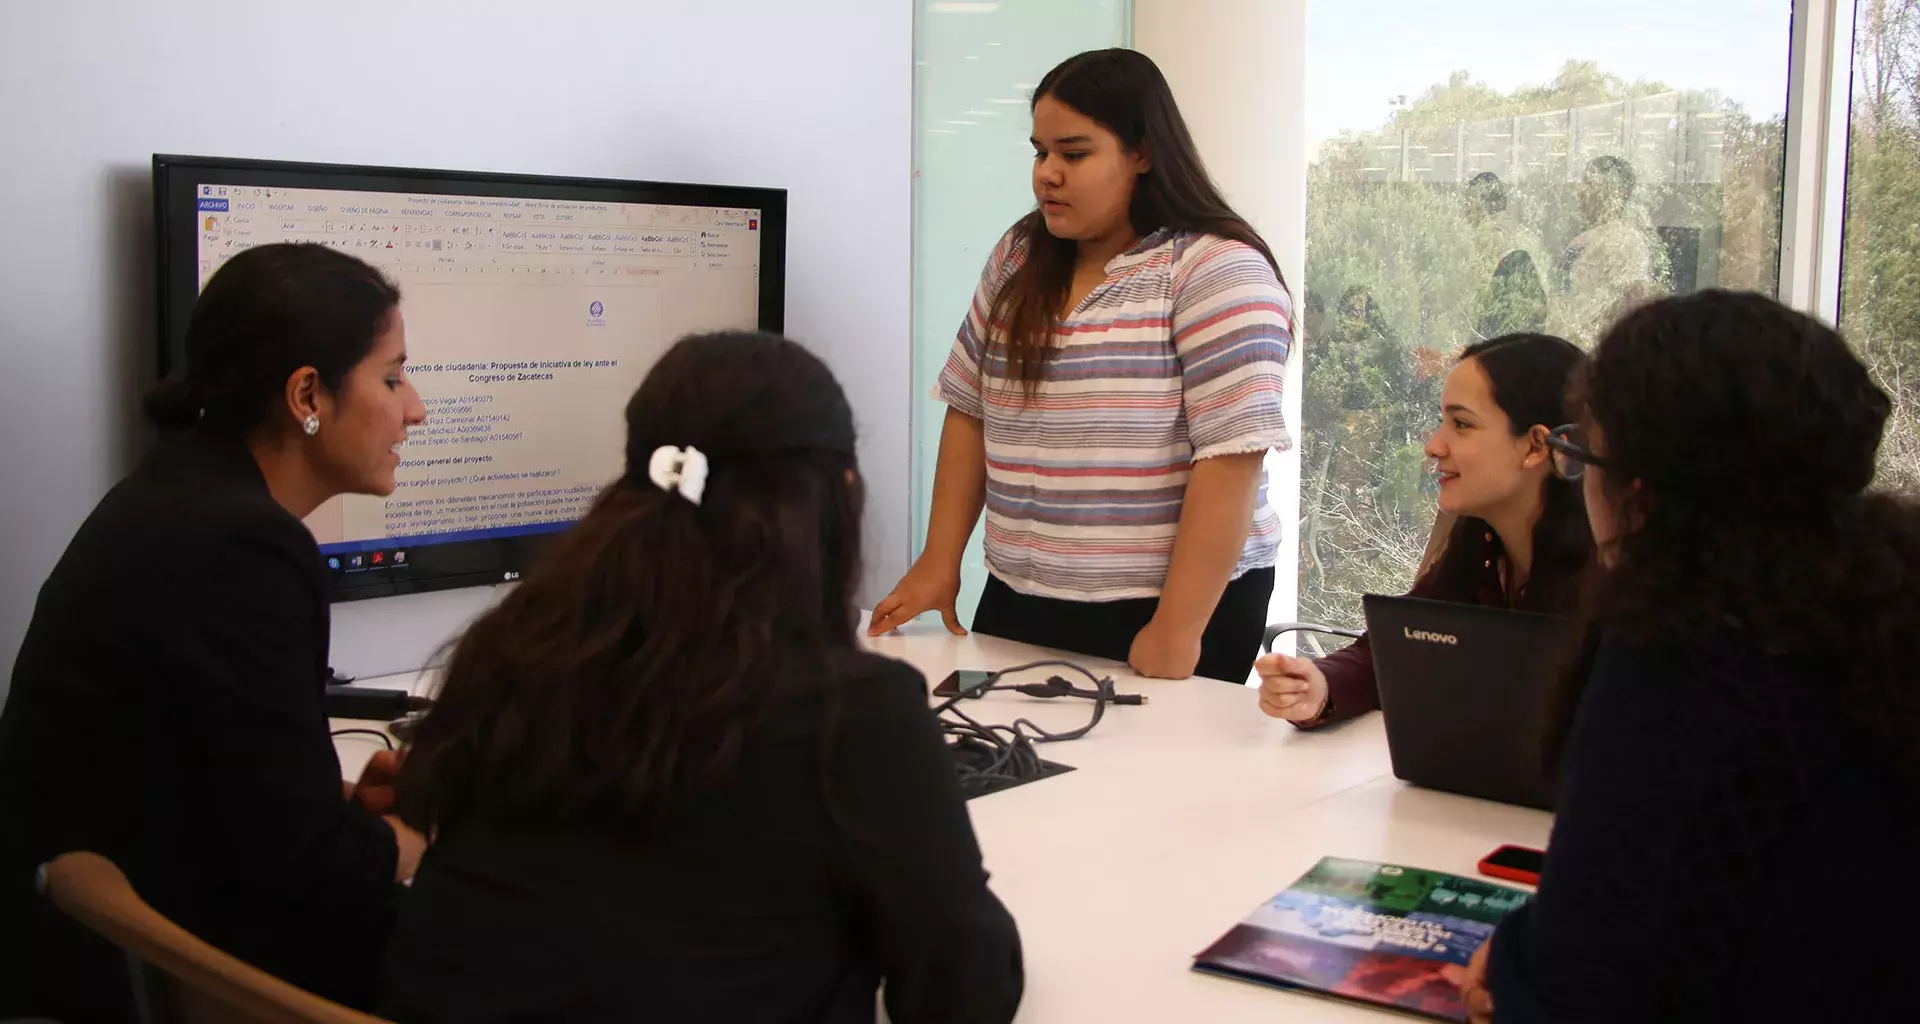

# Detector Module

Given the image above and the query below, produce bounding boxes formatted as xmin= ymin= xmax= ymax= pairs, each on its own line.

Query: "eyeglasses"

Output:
xmin=1545 ymin=423 xmax=1607 ymax=480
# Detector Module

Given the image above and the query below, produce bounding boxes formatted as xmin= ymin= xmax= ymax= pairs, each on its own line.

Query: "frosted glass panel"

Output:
xmin=912 ymin=1 xmax=1131 ymax=623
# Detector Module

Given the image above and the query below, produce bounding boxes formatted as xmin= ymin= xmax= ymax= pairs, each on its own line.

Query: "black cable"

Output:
xmin=933 ymin=660 xmax=1142 ymax=713
xmin=937 ymin=659 xmax=1139 ymax=797
xmin=940 ymin=692 xmax=1035 ymax=796
xmin=947 ymin=703 xmax=1037 ymax=777
xmin=330 ymin=728 xmax=395 ymax=750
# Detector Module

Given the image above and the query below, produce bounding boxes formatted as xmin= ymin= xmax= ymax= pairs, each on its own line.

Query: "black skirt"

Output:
xmin=971 ymin=567 xmax=1276 ymax=683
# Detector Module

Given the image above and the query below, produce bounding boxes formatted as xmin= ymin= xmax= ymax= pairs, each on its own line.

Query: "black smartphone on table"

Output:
xmin=933 ymin=670 xmax=995 ymax=698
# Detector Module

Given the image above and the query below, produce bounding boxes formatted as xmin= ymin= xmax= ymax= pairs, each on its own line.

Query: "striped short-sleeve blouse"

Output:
xmin=936 ymin=224 xmax=1294 ymax=602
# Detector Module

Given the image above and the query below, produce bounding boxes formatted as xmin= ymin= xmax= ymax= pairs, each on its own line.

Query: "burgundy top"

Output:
xmin=1299 ymin=524 xmax=1511 ymax=729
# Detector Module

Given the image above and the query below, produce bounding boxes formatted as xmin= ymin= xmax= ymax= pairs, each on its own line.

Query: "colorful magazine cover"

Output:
xmin=1193 ymin=857 xmax=1530 ymax=1022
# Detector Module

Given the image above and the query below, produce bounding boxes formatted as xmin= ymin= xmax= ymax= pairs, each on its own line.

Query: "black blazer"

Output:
xmin=0 ymin=431 xmax=398 ymax=1021
xmin=1488 ymin=633 xmax=1916 ymax=1021
xmin=379 ymin=652 xmax=1024 ymax=1024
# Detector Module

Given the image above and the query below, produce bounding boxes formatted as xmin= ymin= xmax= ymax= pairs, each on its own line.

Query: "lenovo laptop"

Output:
xmin=1361 ymin=595 xmax=1580 ymax=811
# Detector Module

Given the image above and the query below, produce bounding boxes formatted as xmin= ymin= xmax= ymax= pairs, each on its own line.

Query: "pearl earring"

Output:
xmin=303 ymin=415 xmax=320 ymax=436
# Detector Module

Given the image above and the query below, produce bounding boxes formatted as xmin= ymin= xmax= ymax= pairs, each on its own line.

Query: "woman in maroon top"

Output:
xmin=1259 ymin=333 xmax=1593 ymax=727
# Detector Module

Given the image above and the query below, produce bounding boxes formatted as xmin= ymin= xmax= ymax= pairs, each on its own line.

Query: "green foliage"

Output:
xmin=1385 ymin=61 xmax=1680 ymax=132
xmin=1300 ymin=57 xmax=1793 ymax=627
xmin=1842 ymin=0 xmax=1920 ymax=492
xmin=1301 ymin=16 xmax=1920 ymax=626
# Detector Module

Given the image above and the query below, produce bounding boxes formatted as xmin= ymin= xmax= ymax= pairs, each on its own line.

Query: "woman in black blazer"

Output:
xmin=1456 ymin=292 xmax=1920 ymax=1022
xmin=0 ymin=243 xmax=429 ymax=1020
xmin=380 ymin=332 xmax=1023 ymax=1024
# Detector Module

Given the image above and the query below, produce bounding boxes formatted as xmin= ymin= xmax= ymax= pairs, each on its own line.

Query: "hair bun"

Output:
xmin=142 ymin=378 xmax=200 ymax=431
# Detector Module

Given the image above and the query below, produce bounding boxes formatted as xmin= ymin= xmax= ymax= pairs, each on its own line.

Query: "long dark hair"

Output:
xmin=395 ymin=332 xmax=864 ymax=832
xmin=146 ymin=242 xmax=400 ymax=435
xmin=1418 ymin=334 xmax=1591 ymax=612
xmin=990 ymin=48 xmax=1286 ymax=388
xmin=1558 ymin=291 xmax=1920 ymax=788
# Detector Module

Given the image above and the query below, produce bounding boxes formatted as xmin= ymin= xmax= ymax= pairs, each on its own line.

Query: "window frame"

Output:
xmin=1779 ymin=0 xmax=1859 ymax=322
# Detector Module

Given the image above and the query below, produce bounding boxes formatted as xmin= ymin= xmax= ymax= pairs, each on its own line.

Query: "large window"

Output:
xmin=1298 ymin=2 xmax=1794 ymax=640
xmin=1841 ymin=0 xmax=1920 ymax=492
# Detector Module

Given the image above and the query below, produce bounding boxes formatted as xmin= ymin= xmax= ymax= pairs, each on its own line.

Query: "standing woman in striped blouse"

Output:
xmin=870 ymin=48 xmax=1293 ymax=683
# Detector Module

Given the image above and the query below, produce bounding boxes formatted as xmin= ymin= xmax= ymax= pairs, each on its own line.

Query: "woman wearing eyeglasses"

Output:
xmin=1455 ymin=292 xmax=1919 ymax=1023
xmin=1259 ymin=333 xmax=1593 ymax=727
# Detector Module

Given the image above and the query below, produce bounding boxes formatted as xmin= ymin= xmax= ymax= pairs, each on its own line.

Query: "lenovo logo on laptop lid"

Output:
xmin=1364 ymin=594 xmax=1578 ymax=811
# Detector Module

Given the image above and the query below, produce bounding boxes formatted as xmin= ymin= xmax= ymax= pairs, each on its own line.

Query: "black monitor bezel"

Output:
xmin=153 ymin=154 xmax=787 ymax=602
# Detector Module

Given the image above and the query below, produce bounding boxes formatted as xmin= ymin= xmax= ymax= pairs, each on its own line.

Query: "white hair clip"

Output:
xmin=648 ymin=445 xmax=709 ymax=505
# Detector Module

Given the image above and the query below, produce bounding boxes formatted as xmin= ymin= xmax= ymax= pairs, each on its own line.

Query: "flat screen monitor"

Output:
xmin=154 ymin=155 xmax=786 ymax=601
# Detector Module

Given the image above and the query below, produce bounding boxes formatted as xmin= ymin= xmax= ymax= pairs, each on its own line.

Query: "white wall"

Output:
xmin=1134 ymin=0 xmax=1310 ymax=659
xmin=0 ymin=0 xmax=913 ymax=693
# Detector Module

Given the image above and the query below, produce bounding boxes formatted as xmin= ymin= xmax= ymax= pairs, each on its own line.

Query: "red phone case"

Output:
xmin=1477 ymin=846 xmax=1544 ymax=885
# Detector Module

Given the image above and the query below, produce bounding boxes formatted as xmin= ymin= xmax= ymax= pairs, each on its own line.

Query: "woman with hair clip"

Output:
xmin=380 ymin=332 xmax=1022 ymax=1024
xmin=0 ymin=243 xmax=429 ymax=1019
xmin=1258 ymin=333 xmax=1592 ymax=727
xmin=1456 ymin=292 xmax=1920 ymax=1023
xmin=869 ymin=48 xmax=1293 ymax=683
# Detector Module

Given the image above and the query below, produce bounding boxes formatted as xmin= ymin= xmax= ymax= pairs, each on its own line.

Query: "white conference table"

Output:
xmin=334 ymin=620 xmax=1552 ymax=1024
